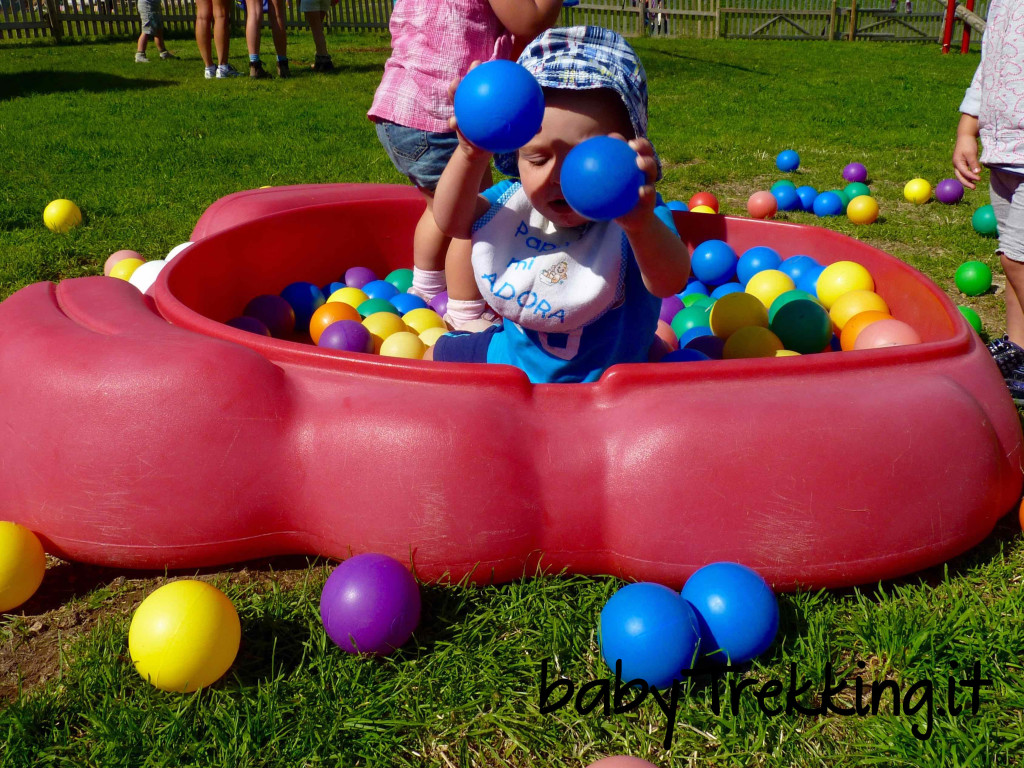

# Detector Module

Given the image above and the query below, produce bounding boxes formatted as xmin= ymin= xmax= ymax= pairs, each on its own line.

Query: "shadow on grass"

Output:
xmin=645 ymin=47 xmax=763 ymax=75
xmin=0 ymin=70 xmax=172 ymax=101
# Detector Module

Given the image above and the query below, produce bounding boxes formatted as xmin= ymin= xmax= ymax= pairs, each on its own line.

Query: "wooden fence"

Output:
xmin=0 ymin=0 xmax=987 ymax=44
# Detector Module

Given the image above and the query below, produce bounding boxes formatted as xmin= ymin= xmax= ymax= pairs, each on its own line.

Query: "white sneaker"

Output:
xmin=216 ymin=63 xmax=242 ymax=78
xmin=135 ymin=52 xmax=149 ymax=63
xmin=204 ymin=65 xmax=217 ymax=79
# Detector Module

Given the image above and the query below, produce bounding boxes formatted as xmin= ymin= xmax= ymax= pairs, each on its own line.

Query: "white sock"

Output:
xmin=444 ymin=298 xmax=488 ymax=330
xmin=408 ymin=267 xmax=447 ymax=302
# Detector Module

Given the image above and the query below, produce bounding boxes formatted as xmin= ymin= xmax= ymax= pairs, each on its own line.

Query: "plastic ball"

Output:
xmin=320 ymin=553 xmax=421 ymax=655
xmin=842 ymin=162 xmax=868 ymax=183
xmin=679 ymin=280 xmax=709 ymax=298
xmin=723 ymin=325 xmax=784 ymax=358
xmin=361 ymin=279 xmax=400 ymax=302
xmin=688 ymin=192 xmax=719 ymax=212
xmin=796 ymin=264 xmax=826 ymax=297
xmin=128 ymin=580 xmax=241 ymax=692
xmin=828 ymin=188 xmax=851 ymax=210
xmin=737 ymin=246 xmax=782 ymax=286
xmin=839 ymin=310 xmax=892 ymax=351
xmin=309 ymin=301 xmax=361 ymax=344
xmin=853 ymin=318 xmax=922 ymax=349
xmin=561 ymin=136 xmax=643 ymax=221
xmin=402 ymin=307 xmax=447 ymax=335
xmin=662 ymin=348 xmax=710 ymax=362
xmin=770 ymin=298 xmax=832 ymax=354
xmin=686 ymin=334 xmax=726 ymax=359
xmin=814 ymin=261 xmax=874 ymax=309
xmin=690 ymin=239 xmax=738 ymax=285
xmin=357 ymin=298 xmax=400 ymax=318
xmin=677 ymin=325 xmax=714 ymax=348
xmin=379 ymin=331 xmax=426 ymax=359
xmin=127 ymin=259 xmax=167 ymax=293
xmin=770 ymin=179 xmax=796 ymax=193
xmin=709 ymin=281 xmax=745 ymax=300
xmin=767 ymin=289 xmax=817 ymax=323
xmin=385 ymin=268 xmax=414 ymax=293
xmin=0 ymin=522 xmax=46 ymax=612
xmin=972 ymin=204 xmax=999 ymax=237
xmin=329 ymin=286 xmax=370 ymax=309
xmin=244 ymin=294 xmax=296 ymax=338
xmin=794 ymin=185 xmax=818 ymax=212
xmin=280 ymin=281 xmax=326 ymax=329
xmin=389 ymin=293 xmax=428 ymax=315
xmin=903 ymin=178 xmax=932 ymax=204
xmin=362 ymin=311 xmax=408 ymax=352
xmin=454 ymin=60 xmax=544 ymax=153
xmin=660 ymin=295 xmax=685 ymax=325
xmin=683 ymin=294 xmax=713 ymax=309
xmin=690 ymin=205 xmax=717 ymax=214
xmin=958 ymin=305 xmax=983 ymax=334
xmin=428 ymin=291 xmax=449 ymax=317
xmin=778 ymin=255 xmax=820 ymax=284
xmin=344 ymin=266 xmax=377 ymax=289
xmin=745 ymin=269 xmax=795 ymax=310
xmin=681 ymin=562 xmax=779 ymax=664
xmin=666 ymin=200 xmax=689 ymax=212
xmin=844 ymin=182 xmax=871 ymax=200
xmin=709 ymin=292 xmax=769 ymax=338
xmin=109 ymin=258 xmax=145 ymax=281
xmin=776 ymin=149 xmax=800 ymax=172
xmin=771 ymin=186 xmax=800 ymax=212
xmin=955 ymin=260 xmax=993 ymax=296
xmin=654 ymin=319 xmax=679 ymax=352
xmin=812 ymin=191 xmax=844 ymax=217
xmin=419 ymin=326 xmax=449 ymax=347
xmin=829 ymin=289 xmax=890 ymax=331
xmin=318 ymin=319 xmax=373 ymax=353
xmin=846 ymin=195 xmax=879 ymax=225
xmin=104 ymin=249 xmax=142 ymax=276
xmin=670 ymin=305 xmax=712 ymax=338
xmin=746 ymin=191 xmax=778 ymax=219
xmin=599 ymin=582 xmax=700 ymax=689
xmin=226 ymin=316 xmax=272 ymax=336
xmin=586 ymin=758 xmax=660 ymax=768
xmin=165 ymin=242 xmax=193 ymax=262
xmin=936 ymin=178 xmax=965 ymax=204
xmin=43 ymin=198 xmax=82 ymax=233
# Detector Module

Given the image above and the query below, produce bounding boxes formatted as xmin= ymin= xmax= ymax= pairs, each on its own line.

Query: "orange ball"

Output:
xmin=1019 ymin=497 xmax=1024 ymax=530
xmin=309 ymin=301 xmax=362 ymax=344
xmin=655 ymin=320 xmax=679 ymax=352
xmin=839 ymin=310 xmax=892 ymax=351
xmin=688 ymin=191 xmax=719 ymax=213
xmin=747 ymin=191 xmax=778 ymax=219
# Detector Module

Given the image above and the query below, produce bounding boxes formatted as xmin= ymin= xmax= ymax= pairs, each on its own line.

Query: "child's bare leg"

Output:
xmin=194 ymin=0 xmax=214 ymax=67
xmin=443 ymin=169 xmax=496 ymax=328
xmin=267 ymin=0 xmax=288 ymax=59
xmin=308 ymin=12 xmax=328 ymax=56
xmin=245 ymin=0 xmax=263 ymax=58
xmin=409 ymin=192 xmax=450 ymax=301
xmin=1001 ymin=254 xmax=1024 ymax=345
xmin=137 ymin=31 xmax=150 ymax=54
xmin=154 ymin=28 xmax=168 ymax=52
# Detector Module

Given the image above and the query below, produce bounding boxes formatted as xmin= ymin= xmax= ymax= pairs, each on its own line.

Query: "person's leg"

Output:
xmin=194 ymin=0 xmax=215 ymax=68
xmin=211 ymin=0 xmax=232 ymax=66
xmin=245 ymin=0 xmax=262 ymax=60
xmin=137 ymin=31 xmax=149 ymax=55
xmin=267 ymin=0 xmax=288 ymax=62
xmin=990 ymin=169 xmax=1024 ymax=346
xmin=310 ymin=12 xmax=328 ymax=57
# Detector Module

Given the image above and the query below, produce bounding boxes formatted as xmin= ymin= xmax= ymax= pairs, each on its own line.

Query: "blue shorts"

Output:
xmin=432 ymin=325 xmax=500 ymax=363
xmin=375 ymin=120 xmax=460 ymax=192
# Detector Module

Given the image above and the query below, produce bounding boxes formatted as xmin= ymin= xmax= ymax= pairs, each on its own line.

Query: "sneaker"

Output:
xmin=159 ymin=50 xmax=177 ymax=60
xmin=135 ymin=52 xmax=149 ymax=63
xmin=216 ymin=63 xmax=242 ymax=78
xmin=1005 ymin=365 xmax=1024 ymax=404
xmin=249 ymin=60 xmax=272 ymax=79
xmin=311 ymin=54 xmax=335 ymax=73
xmin=204 ymin=65 xmax=217 ymax=79
xmin=276 ymin=59 xmax=291 ymax=78
xmin=986 ymin=335 xmax=1024 ymax=378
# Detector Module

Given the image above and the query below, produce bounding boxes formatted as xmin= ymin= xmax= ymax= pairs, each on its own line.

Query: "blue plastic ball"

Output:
xmin=322 ymin=281 xmax=345 ymax=299
xmin=561 ymin=136 xmax=644 ymax=221
xmin=778 ymin=255 xmax=820 ymax=284
xmin=795 ymin=186 xmax=818 ymax=212
xmin=772 ymin=186 xmax=800 ymax=212
xmin=737 ymin=246 xmax=783 ymax=286
xmin=710 ymin=281 xmax=744 ymax=300
xmin=453 ymin=60 xmax=545 ymax=154
xmin=677 ymin=325 xmax=714 ymax=348
xmin=690 ymin=239 xmax=738 ymax=285
xmin=685 ymin=334 xmax=725 ymax=359
xmin=679 ymin=280 xmax=709 ymax=298
xmin=279 ymin=281 xmax=325 ymax=330
xmin=667 ymin=200 xmax=690 ymax=212
xmin=812 ymin=191 xmax=845 ymax=217
xmin=776 ymin=149 xmax=800 ymax=172
xmin=662 ymin=348 xmax=711 ymax=362
xmin=361 ymin=279 xmax=400 ymax=301
xmin=681 ymin=562 xmax=779 ymax=665
xmin=600 ymin=582 xmax=700 ymax=689
xmin=796 ymin=264 xmax=826 ymax=297
xmin=389 ymin=293 xmax=428 ymax=315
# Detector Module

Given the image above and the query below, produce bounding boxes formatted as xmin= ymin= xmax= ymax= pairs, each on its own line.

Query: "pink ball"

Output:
xmin=587 ymin=758 xmax=660 ymax=768
xmin=105 ymin=249 xmax=142 ymax=276
xmin=747 ymin=191 xmax=778 ymax=219
xmin=853 ymin=318 xmax=922 ymax=349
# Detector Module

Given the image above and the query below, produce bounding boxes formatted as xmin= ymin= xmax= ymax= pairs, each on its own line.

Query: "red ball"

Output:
xmin=655 ymin=319 xmax=680 ymax=353
xmin=688 ymin=191 xmax=719 ymax=213
xmin=747 ymin=191 xmax=778 ymax=219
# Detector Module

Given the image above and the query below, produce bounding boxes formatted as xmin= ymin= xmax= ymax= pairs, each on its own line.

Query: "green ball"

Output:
xmin=385 ymin=268 xmax=414 ymax=293
xmin=357 ymin=297 xmax=400 ymax=317
xmin=827 ymin=189 xmax=850 ymax=210
xmin=972 ymin=204 xmax=998 ymax=237
xmin=682 ymin=293 xmax=713 ymax=309
xmin=771 ymin=179 xmax=797 ymax=193
xmin=768 ymin=289 xmax=818 ymax=323
xmin=670 ymin=305 xmax=712 ymax=338
xmin=844 ymin=182 xmax=871 ymax=200
xmin=769 ymin=298 xmax=833 ymax=354
xmin=954 ymin=260 xmax=993 ymax=296
xmin=958 ymin=305 xmax=983 ymax=334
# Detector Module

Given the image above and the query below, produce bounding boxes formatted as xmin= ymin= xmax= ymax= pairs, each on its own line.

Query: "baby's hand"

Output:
xmin=615 ymin=137 xmax=658 ymax=232
xmin=448 ymin=62 xmax=494 ymax=161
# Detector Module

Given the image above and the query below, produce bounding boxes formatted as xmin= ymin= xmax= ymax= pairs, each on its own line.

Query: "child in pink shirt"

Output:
xmin=368 ymin=0 xmax=562 ymax=329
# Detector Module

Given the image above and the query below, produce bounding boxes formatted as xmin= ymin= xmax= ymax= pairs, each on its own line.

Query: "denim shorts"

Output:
xmin=375 ymin=120 xmax=460 ymax=192
xmin=137 ymin=0 xmax=162 ymax=34
xmin=990 ymin=167 xmax=1024 ymax=263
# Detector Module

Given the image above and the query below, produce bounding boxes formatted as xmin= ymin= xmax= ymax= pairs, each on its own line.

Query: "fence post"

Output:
xmin=848 ymin=0 xmax=857 ymax=41
xmin=828 ymin=0 xmax=837 ymax=40
xmin=43 ymin=0 xmax=63 ymax=41
xmin=713 ymin=0 xmax=721 ymax=39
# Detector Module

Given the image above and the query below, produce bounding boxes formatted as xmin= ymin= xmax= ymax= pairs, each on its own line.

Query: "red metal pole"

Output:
xmin=942 ymin=0 xmax=956 ymax=53
xmin=961 ymin=0 xmax=975 ymax=53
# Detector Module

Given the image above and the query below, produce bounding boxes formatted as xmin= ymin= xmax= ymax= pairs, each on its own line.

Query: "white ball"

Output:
xmin=166 ymin=241 xmax=193 ymax=262
xmin=128 ymin=259 xmax=167 ymax=293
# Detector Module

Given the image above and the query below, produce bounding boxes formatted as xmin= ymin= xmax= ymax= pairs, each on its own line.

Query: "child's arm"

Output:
xmin=432 ymin=123 xmax=494 ymax=240
xmin=488 ymin=0 xmax=563 ymax=40
xmin=616 ymin=138 xmax=691 ymax=298
xmin=953 ymin=113 xmax=982 ymax=190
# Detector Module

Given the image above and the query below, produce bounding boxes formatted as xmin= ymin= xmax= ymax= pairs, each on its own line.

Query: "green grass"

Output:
xmin=2 ymin=31 xmax=1023 ymax=768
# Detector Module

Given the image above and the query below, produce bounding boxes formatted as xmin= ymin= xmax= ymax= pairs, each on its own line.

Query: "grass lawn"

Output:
xmin=1 ymin=29 xmax=1023 ymax=768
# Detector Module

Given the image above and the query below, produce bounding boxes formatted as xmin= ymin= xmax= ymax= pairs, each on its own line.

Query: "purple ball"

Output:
xmin=320 ymin=553 xmax=421 ymax=655
xmin=660 ymin=295 xmax=685 ymax=325
xmin=936 ymin=178 xmax=965 ymax=205
xmin=317 ymin=319 xmax=373 ymax=353
xmin=428 ymin=290 xmax=449 ymax=317
xmin=842 ymin=162 xmax=868 ymax=183
xmin=685 ymin=334 xmax=726 ymax=360
xmin=243 ymin=294 xmax=296 ymax=338
xmin=344 ymin=266 xmax=378 ymax=289
xmin=226 ymin=315 xmax=272 ymax=336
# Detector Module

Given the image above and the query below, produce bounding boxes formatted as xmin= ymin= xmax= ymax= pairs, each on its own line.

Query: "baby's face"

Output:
xmin=516 ymin=89 xmax=634 ymax=228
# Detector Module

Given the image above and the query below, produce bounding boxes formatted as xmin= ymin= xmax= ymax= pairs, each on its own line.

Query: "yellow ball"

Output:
xmin=418 ymin=326 xmax=449 ymax=347
xmin=775 ymin=349 xmax=801 ymax=357
xmin=109 ymin=258 xmax=145 ymax=281
xmin=745 ymin=269 xmax=795 ymax=310
xmin=43 ymin=199 xmax=82 ymax=233
xmin=0 ymin=522 xmax=46 ymax=613
xmin=846 ymin=194 xmax=879 ymax=225
xmin=691 ymin=205 xmax=717 ymax=214
xmin=709 ymin=291 xmax=769 ymax=339
xmin=379 ymin=331 xmax=426 ymax=359
xmin=723 ymin=325 xmax=784 ymax=359
xmin=402 ymin=307 xmax=447 ymax=335
xmin=128 ymin=580 xmax=241 ymax=693
xmin=904 ymin=178 xmax=932 ymax=204
xmin=815 ymin=260 xmax=875 ymax=309
xmin=361 ymin=311 xmax=407 ymax=353
xmin=828 ymin=289 xmax=890 ymax=331
xmin=327 ymin=287 xmax=369 ymax=309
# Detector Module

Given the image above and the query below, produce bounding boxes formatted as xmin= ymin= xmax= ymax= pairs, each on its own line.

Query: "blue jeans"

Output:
xmin=375 ymin=120 xmax=460 ymax=192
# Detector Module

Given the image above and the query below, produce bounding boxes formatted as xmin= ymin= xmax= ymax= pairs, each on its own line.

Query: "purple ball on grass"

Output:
xmin=936 ymin=178 xmax=965 ymax=205
xmin=842 ymin=162 xmax=868 ymax=183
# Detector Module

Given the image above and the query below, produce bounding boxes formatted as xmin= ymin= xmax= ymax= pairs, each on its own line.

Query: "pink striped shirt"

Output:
xmin=368 ymin=0 xmax=513 ymax=134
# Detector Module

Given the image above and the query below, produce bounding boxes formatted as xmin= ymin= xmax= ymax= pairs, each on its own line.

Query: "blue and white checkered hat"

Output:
xmin=494 ymin=26 xmax=660 ymax=180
